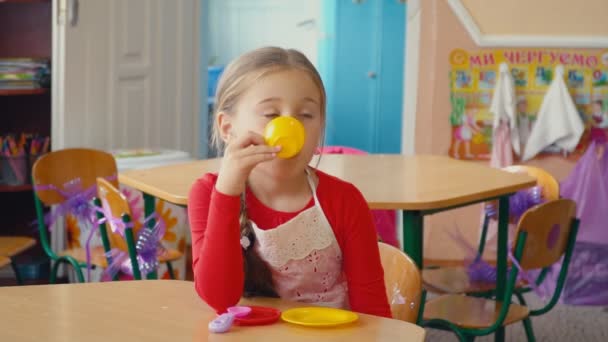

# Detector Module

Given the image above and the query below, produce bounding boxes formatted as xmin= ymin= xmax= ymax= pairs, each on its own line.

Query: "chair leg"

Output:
xmin=166 ymin=261 xmax=176 ymax=279
xmin=49 ymin=260 xmax=60 ymax=284
xmin=455 ymin=330 xmax=474 ymax=342
xmin=515 ymin=292 xmax=528 ymax=306
xmin=522 ymin=317 xmax=536 ymax=342
xmin=50 ymin=257 xmax=85 ymax=284
xmin=73 ymin=264 xmax=85 ymax=283
xmin=9 ymin=258 xmax=24 ymax=285
xmin=478 ymin=213 xmax=490 ymax=255
xmin=494 ymin=327 xmax=505 ymax=342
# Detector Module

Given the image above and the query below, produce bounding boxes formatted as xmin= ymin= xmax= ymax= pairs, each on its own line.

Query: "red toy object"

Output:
xmin=233 ymin=306 xmax=281 ymax=326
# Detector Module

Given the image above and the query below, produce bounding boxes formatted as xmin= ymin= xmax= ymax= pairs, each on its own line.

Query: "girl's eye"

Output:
xmin=264 ymin=113 xmax=279 ymax=118
xmin=299 ymin=113 xmax=314 ymax=119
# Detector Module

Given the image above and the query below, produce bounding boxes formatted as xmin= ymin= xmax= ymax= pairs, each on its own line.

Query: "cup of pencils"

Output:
xmin=0 ymin=134 xmax=50 ymax=186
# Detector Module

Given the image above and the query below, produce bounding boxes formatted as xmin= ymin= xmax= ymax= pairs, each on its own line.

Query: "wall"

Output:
xmin=414 ymin=0 xmax=607 ymax=260
xmin=461 ymin=0 xmax=608 ymax=36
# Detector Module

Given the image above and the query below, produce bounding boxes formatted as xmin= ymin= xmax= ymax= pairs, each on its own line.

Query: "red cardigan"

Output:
xmin=188 ymin=170 xmax=391 ymax=318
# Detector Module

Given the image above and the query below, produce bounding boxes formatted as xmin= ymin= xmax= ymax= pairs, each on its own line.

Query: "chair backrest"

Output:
xmin=378 ymin=242 xmax=422 ymax=323
xmin=515 ymin=199 xmax=577 ymax=270
xmin=0 ymin=256 xmax=10 ymax=269
xmin=32 ymin=148 xmax=118 ymax=205
xmin=96 ymin=177 xmax=133 ymax=253
xmin=503 ymin=165 xmax=559 ymax=201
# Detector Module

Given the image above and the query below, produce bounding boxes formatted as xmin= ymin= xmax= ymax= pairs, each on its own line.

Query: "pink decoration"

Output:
xmin=317 ymin=146 xmax=399 ymax=247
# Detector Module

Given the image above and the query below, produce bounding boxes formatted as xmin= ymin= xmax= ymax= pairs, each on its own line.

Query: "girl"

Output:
xmin=188 ymin=47 xmax=391 ymax=318
xmin=453 ymin=108 xmax=481 ymax=159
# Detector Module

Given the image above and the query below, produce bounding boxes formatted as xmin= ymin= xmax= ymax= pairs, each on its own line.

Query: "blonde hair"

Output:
xmin=211 ymin=47 xmax=326 ymax=152
xmin=212 ymin=47 xmax=326 ymax=297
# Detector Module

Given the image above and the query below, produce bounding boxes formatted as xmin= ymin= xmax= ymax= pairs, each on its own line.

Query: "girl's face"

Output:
xmin=221 ymin=69 xmax=324 ymax=178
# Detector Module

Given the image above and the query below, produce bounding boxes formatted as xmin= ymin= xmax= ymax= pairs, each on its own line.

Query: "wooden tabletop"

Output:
xmin=0 ymin=237 xmax=37 ymax=257
xmin=119 ymin=154 xmax=535 ymax=210
xmin=0 ymin=280 xmax=425 ymax=342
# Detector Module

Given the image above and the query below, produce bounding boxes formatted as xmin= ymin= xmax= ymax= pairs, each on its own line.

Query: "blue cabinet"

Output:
xmin=318 ymin=0 xmax=406 ymax=153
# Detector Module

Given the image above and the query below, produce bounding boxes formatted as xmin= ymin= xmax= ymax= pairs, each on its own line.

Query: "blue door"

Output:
xmin=318 ymin=0 xmax=406 ymax=153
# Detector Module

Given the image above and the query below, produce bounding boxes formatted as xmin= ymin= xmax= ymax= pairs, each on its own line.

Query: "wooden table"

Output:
xmin=119 ymin=154 xmax=534 ymax=207
xmin=120 ymin=154 xmax=534 ymax=259
xmin=0 ymin=280 xmax=426 ymax=342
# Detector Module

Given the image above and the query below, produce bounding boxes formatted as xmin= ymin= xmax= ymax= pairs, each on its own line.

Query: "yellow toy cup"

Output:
xmin=263 ymin=116 xmax=306 ymax=159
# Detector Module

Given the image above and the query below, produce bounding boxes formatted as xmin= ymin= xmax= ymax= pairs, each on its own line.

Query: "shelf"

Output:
xmin=0 ymin=0 xmax=51 ymax=3
xmin=0 ymin=184 xmax=33 ymax=192
xmin=0 ymin=88 xmax=48 ymax=96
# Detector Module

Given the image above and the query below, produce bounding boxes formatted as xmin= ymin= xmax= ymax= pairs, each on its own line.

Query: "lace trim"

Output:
xmin=251 ymin=207 xmax=336 ymax=268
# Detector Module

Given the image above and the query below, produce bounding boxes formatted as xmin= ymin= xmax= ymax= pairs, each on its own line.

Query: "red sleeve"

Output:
xmin=187 ymin=174 xmax=244 ymax=313
xmin=329 ymin=181 xmax=392 ymax=318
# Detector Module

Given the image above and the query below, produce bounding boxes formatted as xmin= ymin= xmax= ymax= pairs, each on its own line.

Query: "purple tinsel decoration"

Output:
xmin=34 ymin=175 xmax=117 ymax=281
xmin=102 ymin=212 xmax=166 ymax=280
xmin=448 ymin=226 xmax=547 ymax=298
xmin=35 ymin=178 xmax=96 ymax=227
xmin=485 ymin=185 xmax=544 ymax=222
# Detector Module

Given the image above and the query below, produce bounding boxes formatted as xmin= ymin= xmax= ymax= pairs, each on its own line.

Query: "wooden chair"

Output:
xmin=422 ymin=199 xmax=579 ymax=341
xmin=32 ymin=148 xmax=119 ymax=283
xmin=0 ymin=236 xmax=36 ymax=284
xmin=476 ymin=165 xmax=560 ymax=256
xmin=0 ymin=255 xmax=15 ymax=284
xmin=96 ymin=178 xmax=182 ymax=280
xmin=378 ymin=242 xmax=424 ymax=324
xmin=0 ymin=256 xmax=9 ymax=269
xmin=423 ymin=165 xmax=560 ymax=295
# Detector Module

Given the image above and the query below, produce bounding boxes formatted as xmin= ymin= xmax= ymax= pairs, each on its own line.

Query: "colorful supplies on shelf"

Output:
xmin=0 ymin=134 xmax=50 ymax=186
xmin=0 ymin=58 xmax=50 ymax=90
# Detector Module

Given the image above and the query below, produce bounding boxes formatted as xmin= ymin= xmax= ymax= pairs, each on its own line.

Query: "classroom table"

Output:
xmin=119 ymin=154 xmax=535 ymax=340
xmin=0 ymin=280 xmax=426 ymax=341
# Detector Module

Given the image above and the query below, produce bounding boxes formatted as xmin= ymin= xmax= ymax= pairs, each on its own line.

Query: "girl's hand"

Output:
xmin=215 ymin=131 xmax=281 ymax=196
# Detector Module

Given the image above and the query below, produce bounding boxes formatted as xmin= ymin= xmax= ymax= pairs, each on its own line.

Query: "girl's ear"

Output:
xmin=217 ymin=111 xmax=233 ymax=143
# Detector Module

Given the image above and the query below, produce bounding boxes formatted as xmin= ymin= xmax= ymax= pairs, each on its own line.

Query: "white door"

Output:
xmin=52 ymin=0 xmax=201 ymax=155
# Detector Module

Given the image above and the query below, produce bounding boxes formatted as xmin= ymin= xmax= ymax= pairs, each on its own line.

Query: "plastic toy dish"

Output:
xmin=263 ymin=116 xmax=306 ymax=159
xmin=233 ymin=306 xmax=282 ymax=326
xmin=281 ymin=307 xmax=359 ymax=327
xmin=227 ymin=306 xmax=252 ymax=318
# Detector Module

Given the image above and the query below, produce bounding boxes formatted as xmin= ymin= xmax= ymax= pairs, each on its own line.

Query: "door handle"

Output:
xmin=367 ymin=71 xmax=377 ymax=79
xmin=68 ymin=0 xmax=79 ymax=27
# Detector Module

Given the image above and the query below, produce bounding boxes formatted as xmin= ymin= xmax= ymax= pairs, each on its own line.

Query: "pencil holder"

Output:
xmin=0 ymin=155 xmax=28 ymax=186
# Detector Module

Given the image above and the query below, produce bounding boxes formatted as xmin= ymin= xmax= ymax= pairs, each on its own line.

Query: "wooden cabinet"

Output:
xmin=0 ymin=0 xmax=52 ymax=283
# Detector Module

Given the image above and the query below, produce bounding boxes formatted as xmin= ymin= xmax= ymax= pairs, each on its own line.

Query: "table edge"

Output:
xmin=119 ymin=174 xmax=189 ymax=205
xmin=366 ymin=178 xmax=536 ymax=210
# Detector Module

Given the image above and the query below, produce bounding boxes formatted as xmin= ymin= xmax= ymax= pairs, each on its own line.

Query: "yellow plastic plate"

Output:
xmin=281 ymin=307 xmax=359 ymax=327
